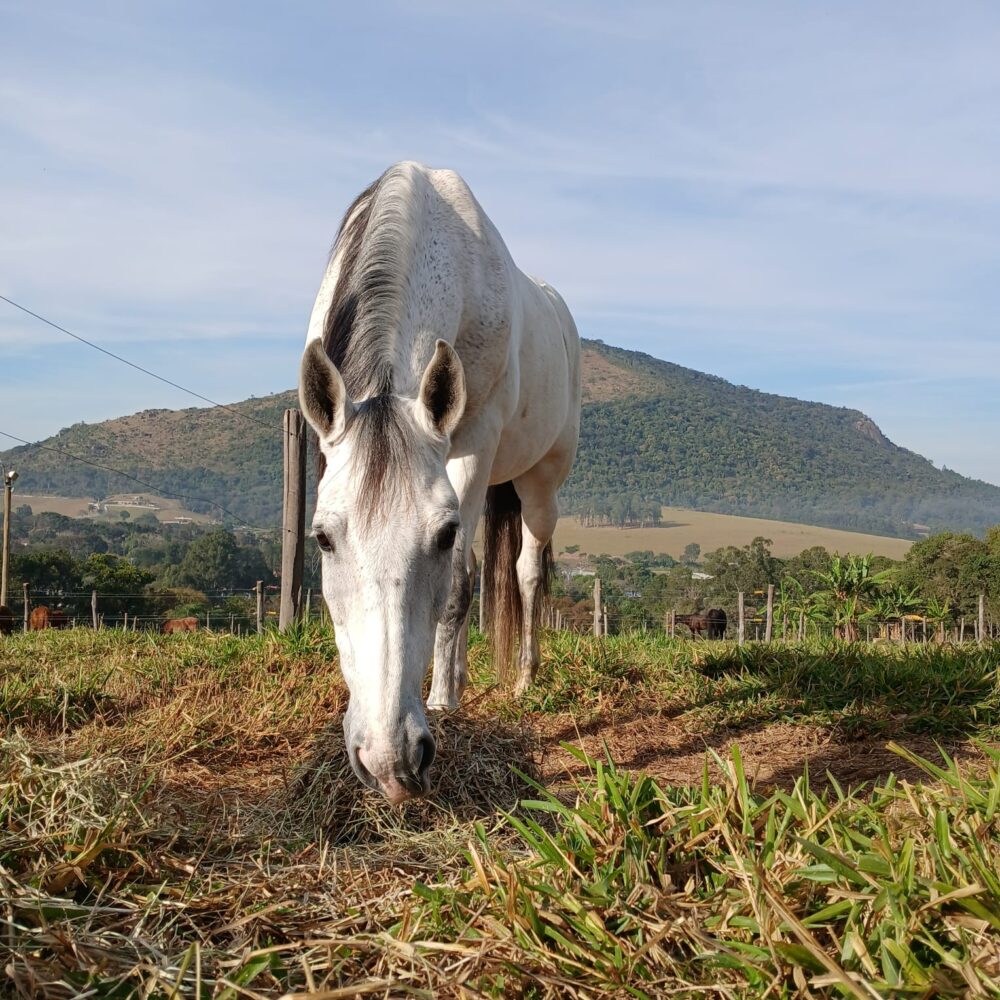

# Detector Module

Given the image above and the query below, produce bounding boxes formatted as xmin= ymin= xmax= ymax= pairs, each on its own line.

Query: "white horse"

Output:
xmin=299 ymin=162 xmax=581 ymax=803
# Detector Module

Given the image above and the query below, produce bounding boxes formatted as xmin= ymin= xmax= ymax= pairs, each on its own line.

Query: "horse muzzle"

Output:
xmin=346 ymin=719 xmax=436 ymax=804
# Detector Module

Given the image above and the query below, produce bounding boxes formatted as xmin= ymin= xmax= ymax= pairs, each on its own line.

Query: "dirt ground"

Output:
xmin=535 ymin=709 xmax=991 ymax=793
xmin=153 ymin=706 xmax=993 ymax=828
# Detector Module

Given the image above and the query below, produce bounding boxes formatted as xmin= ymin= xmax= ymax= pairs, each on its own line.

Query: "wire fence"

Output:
xmin=2 ymin=587 xmax=997 ymax=644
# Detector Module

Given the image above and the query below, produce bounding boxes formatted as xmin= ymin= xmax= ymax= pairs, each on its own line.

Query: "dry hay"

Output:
xmin=0 ymin=709 xmax=540 ymax=999
xmin=279 ymin=711 xmax=539 ymax=845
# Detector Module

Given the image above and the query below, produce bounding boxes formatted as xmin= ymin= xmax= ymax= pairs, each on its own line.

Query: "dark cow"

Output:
xmin=0 ymin=604 xmax=14 ymax=636
xmin=29 ymin=606 xmax=69 ymax=630
xmin=676 ymin=608 xmax=727 ymax=640
xmin=162 ymin=616 xmax=198 ymax=634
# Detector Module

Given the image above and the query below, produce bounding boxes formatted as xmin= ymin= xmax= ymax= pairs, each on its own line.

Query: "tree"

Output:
xmin=702 ymin=537 xmax=782 ymax=605
xmin=897 ymin=533 xmax=997 ymax=617
xmin=682 ymin=542 xmax=701 ymax=566
xmin=781 ymin=546 xmax=833 ymax=594
xmin=81 ymin=554 xmax=155 ymax=618
xmin=9 ymin=548 xmax=84 ymax=595
xmin=167 ymin=528 xmax=270 ymax=592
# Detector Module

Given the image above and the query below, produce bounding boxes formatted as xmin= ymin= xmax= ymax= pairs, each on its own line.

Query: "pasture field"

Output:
xmin=553 ymin=508 xmax=914 ymax=561
xmin=2 ymin=628 xmax=999 ymax=997
xmin=15 ymin=493 xmax=213 ymax=523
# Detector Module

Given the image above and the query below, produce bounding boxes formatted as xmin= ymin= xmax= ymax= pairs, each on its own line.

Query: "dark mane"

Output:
xmin=350 ymin=393 xmax=413 ymax=521
xmin=316 ymin=169 xmax=415 ymax=518
xmin=322 ymin=169 xmax=404 ymax=399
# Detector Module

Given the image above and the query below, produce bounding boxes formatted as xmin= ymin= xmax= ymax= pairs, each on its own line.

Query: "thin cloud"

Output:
xmin=2 ymin=1 xmax=999 ymax=485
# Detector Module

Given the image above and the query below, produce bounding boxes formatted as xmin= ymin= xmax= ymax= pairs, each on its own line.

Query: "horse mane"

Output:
xmin=322 ymin=167 xmax=413 ymax=398
xmin=317 ymin=168 xmax=417 ymax=520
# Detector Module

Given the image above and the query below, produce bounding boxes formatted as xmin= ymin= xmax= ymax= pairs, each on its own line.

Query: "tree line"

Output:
xmin=0 ymin=506 xmax=310 ymax=622
xmin=551 ymin=529 xmax=1000 ymax=637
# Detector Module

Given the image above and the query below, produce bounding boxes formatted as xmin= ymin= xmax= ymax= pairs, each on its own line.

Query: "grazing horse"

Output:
xmin=677 ymin=609 xmax=727 ymax=640
xmin=0 ymin=604 xmax=14 ymax=636
xmin=29 ymin=606 xmax=69 ymax=630
xmin=706 ymin=607 xmax=727 ymax=639
xmin=162 ymin=616 xmax=198 ymax=634
xmin=299 ymin=162 xmax=581 ymax=803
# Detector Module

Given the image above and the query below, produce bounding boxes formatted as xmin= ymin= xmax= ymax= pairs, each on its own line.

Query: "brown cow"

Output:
xmin=162 ymin=616 xmax=198 ymax=634
xmin=29 ymin=606 xmax=69 ymax=630
xmin=0 ymin=604 xmax=14 ymax=636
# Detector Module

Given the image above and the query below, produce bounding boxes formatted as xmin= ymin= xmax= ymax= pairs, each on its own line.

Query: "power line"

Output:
xmin=0 ymin=293 xmax=279 ymax=431
xmin=0 ymin=428 xmax=279 ymax=531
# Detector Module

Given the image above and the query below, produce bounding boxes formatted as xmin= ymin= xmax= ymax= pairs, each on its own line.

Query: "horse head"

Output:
xmin=299 ymin=338 xmax=466 ymax=803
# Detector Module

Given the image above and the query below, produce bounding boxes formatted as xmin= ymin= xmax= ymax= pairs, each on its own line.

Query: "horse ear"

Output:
xmin=299 ymin=339 xmax=355 ymax=441
xmin=419 ymin=340 xmax=467 ymax=437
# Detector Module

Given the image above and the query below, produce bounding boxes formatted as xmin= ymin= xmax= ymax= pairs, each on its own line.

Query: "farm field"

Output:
xmin=554 ymin=507 xmax=915 ymax=561
xmin=16 ymin=491 xmax=910 ymax=560
xmin=2 ymin=628 xmax=999 ymax=997
xmin=16 ymin=492 xmax=213 ymax=524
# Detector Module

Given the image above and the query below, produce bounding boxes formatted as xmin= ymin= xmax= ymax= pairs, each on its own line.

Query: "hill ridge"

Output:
xmin=4 ymin=338 xmax=999 ymax=537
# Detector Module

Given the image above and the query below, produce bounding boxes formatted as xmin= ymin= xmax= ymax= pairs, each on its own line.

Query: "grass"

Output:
xmin=1 ymin=626 xmax=999 ymax=996
xmin=472 ymin=630 xmax=1000 ymax=742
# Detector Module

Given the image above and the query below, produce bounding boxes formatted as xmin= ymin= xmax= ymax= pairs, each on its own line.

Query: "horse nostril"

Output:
xmin=352 ymin=746 xmax=378 ymax=789
xmin=415 ymin=733 xmax=436 ymax=778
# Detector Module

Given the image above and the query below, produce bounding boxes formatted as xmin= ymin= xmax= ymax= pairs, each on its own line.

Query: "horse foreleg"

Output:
xmin=427 ymin=454 xmax=491 ymax=712
xmin=512 ymin=479 xmax=559 ymax=697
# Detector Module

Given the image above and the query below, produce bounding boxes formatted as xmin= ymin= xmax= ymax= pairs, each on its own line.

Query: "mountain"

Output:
xmin=4 ymin=339 xmax=999 ymax=538
xmin=565 ymin=342 xmax=1000 ymax=537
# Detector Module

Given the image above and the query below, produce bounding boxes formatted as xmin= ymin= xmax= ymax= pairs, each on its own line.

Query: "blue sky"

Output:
xmin=2 ymin=1 xmax=999 ymax=485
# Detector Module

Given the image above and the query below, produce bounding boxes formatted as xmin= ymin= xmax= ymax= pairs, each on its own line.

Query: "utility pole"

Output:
xmin=1 ymin=463 xmax=18 ymax=607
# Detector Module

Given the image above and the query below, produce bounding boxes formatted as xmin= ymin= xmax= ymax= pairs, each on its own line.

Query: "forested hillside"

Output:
xmin=4 ymin=339 xmax=999 ymax=537
xmin=566 ymin=343 xmax=1000 ymax=537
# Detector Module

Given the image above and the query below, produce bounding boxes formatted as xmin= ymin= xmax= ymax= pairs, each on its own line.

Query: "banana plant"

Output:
xmin=813 ymin=553 xmax=893 ymax=641
xmin=923 ymin=596 xmax=954 ymax=643
xmin=776 ymin=576 xmax=827 ymax=640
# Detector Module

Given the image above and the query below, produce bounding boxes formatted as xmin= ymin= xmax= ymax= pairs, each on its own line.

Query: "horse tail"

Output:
xmin=482 ymin=481 xmax=522 ymax=683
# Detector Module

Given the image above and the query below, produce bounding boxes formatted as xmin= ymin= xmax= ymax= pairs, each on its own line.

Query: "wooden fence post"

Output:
xmin=737 ymin=592 xmax=745 ymax=646
xmin=23 ymin=582 xmax=30 ymax=632
xmin=979 ymin=594 xmax=986 ymax=644
xmin=764 ymin=583 xmax=774 ymax=642
xmin=256 ymin=580 xmax=264 ymax=634
xmin=593 ymin=578 xmax=602 ymax=638
xmin=91 ymin=589 xmax=98 ymax=630
xmin=279 ymin=409 xmax=307 ymax=631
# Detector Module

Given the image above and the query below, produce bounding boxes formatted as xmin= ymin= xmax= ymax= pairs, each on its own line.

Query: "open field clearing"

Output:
xmin=16 ymin=493 xmax=213 ymax=524
xmin=19 ymin=492 xmax=909 ymax=559
xmin=2 ymin=628 xmax=999 ymax=997
xmin=553 ymin=508 xmax=914 ymax=561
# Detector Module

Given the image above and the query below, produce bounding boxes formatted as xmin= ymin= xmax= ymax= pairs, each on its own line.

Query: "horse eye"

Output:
xmin=436 ymin=522 xmax=458 ymax=551
xmin=315 ymin=531 xmax=334 ymax=553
